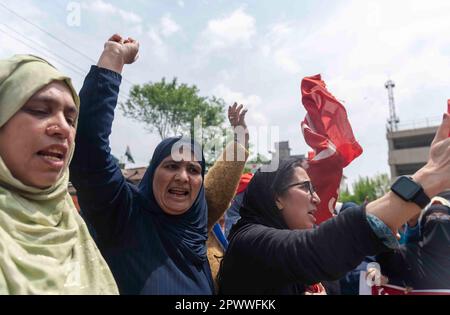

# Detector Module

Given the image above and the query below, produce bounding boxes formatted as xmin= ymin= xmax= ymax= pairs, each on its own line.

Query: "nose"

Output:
xmin=46 ymin=113 xmax=71 ymax=140
xmin=174 ymin=168 xmax=189 ymax=182
xmin=311 ymin=192 xmax=321 ymax=205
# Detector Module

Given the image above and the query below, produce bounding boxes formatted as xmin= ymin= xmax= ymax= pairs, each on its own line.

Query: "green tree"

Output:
xmin=120 ymin=78 xmax=226 ymax=140
xmin=340 ymin=173 xmax=391 ymax=204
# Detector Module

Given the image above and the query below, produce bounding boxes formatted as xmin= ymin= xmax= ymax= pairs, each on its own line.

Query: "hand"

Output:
xmin=413 ymin=113 xmax=450 ymax=197
xmin=104 ymin=34 xmax=140 ymax=64
xmin=228 ymin=103 xmax=249 ymax=149
xmin=228 ymin=103 xmax=248 ymax=129
xmin=97 ymin=34 xmax=140 ymax=73
xmin=366 ymin=268 xmax=389 ymax=286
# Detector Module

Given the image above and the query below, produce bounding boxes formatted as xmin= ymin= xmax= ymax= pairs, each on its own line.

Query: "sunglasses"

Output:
xmin=282 ymin=181 xmax=316 ymax=197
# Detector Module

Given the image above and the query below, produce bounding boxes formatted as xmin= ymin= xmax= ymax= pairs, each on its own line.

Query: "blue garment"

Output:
xmin=398 ymin=225 xmax=407 ymax=245
xmin=70 ymin=66 xmax=214 ymax=295
xmin=340 ymin=202 xmax=399 ymax=249
xmin=212 ymin=223 xmax=228 ymax=251
xmin=366 ymin=214 xmax=399 ymax=249
xmin=224 ymin=192 xmax=244 ymax=238
xmin=337 ymin=202 xmax=398 ymax=294
xmin=404 ymin=223 xmax=420 ymax=244
xmin=339 ymin=256 xmax=376 ymax=295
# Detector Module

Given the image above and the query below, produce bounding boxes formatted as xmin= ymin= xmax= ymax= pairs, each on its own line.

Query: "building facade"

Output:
xmin=387 ymin=125 xmax=438 ymax=178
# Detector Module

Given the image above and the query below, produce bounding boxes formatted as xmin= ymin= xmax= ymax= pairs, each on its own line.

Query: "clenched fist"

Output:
xmin=97 ymin=34 xmax=140 ymax=74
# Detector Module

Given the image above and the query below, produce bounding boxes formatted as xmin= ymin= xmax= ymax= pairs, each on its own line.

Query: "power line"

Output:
xmin=0 ymin=26 xmax=131 ymax=104
xmin=0 ymin=26 xmax=86 ymax=78
xmin=0 ymin=1 xmax=97 ymax=64
xmin=0 ymin=22 xmax=87 ymax=74
xmin=0 ymin=2 xmax=139 ymax=89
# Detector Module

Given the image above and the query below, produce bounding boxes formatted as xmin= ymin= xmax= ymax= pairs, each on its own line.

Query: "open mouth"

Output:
xmin=37 ymin=145 xmax=67 ymax=165
xmin=37 ymin=150 xmax=64 ymax=161
xmin=307 ymin=209 xmax=317 ymax=222
xmin=168 ymin=187 xmax=190 ymax=197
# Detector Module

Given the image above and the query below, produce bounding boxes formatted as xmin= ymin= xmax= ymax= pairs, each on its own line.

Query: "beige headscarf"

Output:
xmin=0 ymin=55 xmax=118 ymax=295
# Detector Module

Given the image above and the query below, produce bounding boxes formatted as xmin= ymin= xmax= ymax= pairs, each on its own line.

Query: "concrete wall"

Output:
xmin=387 ymin=126 xmax=438 ymax=178
xmin=388 ymin=147 xmax=430 ymax=165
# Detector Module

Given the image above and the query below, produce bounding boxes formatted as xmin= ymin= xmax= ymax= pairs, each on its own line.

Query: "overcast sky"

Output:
xmin=1 ymin=0 xmax=448 ymax=188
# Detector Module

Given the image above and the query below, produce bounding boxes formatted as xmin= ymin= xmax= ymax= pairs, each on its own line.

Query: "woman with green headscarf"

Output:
xmin=0 ymin=54 xmax=118 ymax=294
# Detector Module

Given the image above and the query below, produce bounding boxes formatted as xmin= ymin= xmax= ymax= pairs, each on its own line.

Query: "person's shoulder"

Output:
xmin=234 ymin=223 xmax=292 ymax=244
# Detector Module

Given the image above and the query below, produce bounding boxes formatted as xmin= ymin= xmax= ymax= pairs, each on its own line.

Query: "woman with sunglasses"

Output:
xmin=217 ymin=114 xmax=450 ymax=294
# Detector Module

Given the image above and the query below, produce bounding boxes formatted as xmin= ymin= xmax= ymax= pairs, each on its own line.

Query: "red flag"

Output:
xmin=301 ymin=74 xmax=363 ymax=223
xmin=371 ymin=285 xmax=450 ymax=295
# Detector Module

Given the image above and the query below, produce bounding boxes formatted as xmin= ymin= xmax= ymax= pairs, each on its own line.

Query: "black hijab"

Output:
xmin=380 ymin=204 xmax=450 ymax=289
xmin=219 ymin=158 xmax=314 ymax=294
xmin=138 ymin=137 xmax=208 ymax=264
xmin=404 ymin=204 xmax=450 ymax=289
xmin=228 ymin=158 xmax=303 ymax=240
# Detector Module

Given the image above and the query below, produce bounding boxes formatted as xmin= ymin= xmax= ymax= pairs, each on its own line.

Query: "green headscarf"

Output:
xmin=0 ymin=55 xmax=118 ymax=295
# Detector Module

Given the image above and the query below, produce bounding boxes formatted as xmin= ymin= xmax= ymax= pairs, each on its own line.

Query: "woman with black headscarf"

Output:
xmin=218 ymin=117 xmax=450 ymax=295
xmin=70 ymin=35 xmax=249 ymax=294
xmin=376 ymin=201 xmax=450 ymax=290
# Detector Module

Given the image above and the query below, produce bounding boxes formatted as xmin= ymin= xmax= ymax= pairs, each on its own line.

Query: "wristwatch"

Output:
xmin=390 ymin=176 xmax=431 ymax=209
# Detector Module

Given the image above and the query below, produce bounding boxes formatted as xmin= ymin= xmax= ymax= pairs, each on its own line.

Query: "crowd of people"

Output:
xmin=0 ymin=34 xmax=449 ymax=295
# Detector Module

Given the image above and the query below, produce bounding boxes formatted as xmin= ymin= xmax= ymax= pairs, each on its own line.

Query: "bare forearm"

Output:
xmin=366 ymin=168 xmax=442 ymax=232
xmin=97 ymin=48 xmax=125 ymax=74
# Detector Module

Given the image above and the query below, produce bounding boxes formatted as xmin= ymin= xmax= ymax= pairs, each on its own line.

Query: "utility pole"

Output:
xmin=385 ymin=80 xmax=399 ymax=131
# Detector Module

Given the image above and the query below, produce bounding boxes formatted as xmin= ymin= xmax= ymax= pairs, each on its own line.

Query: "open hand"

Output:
xmin=228 ymin=103 xmax=248 ymax=129
xmin=414 ymin=113 xmax=450 ymax=197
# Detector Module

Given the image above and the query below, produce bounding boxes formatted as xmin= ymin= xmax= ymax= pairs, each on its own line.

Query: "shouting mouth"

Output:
xmin=168 ymin=187 xmax=190 ymax=199
xmin=37 ymin=145 xmax=67 ymax=170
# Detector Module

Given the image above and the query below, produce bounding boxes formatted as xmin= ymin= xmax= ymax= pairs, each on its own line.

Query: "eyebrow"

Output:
xmin=188 ymin=162 xmax=202 ymax=168
xmin=288 ymin=181 xmax=310 ymax=186
xmin=162 ymin=160 xmax=201 ymax=168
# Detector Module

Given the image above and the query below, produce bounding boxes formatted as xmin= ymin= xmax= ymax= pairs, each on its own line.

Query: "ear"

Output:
xmin=275 ymin=196 xmax=284 ymax=211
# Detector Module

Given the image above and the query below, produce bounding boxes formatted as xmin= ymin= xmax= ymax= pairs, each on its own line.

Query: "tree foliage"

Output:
xmin=120 ymin=78 xmax=226 ymax=140
xmin=339 ymin=173 xmax=391 ymax=204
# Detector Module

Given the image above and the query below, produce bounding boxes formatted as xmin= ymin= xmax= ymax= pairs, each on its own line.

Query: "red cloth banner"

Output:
xmin=236 ymin=173 xmax=254 ymax=195
xmin=301 ymin=74 xmax=363 ymax=223
xmin=371 ymin=285 xmax=450 ymax=295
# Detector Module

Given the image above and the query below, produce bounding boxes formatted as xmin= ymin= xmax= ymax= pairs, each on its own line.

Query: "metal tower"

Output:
xmin=385 ymin=80 xmax=399 ymax=131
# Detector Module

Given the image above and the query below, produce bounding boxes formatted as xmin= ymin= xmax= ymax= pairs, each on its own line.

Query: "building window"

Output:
xmin=392 ymin=134 xmax=435 ymax=150
xmin=395 ymin=163 xmax=426 ymax=176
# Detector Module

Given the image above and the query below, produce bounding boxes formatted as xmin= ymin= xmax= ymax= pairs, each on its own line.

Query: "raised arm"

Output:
xmin=223 ymin=114 xmax=450 ymax=288
xmin=205 ymin=103 xmax=249 ymax=231
xmin=366 ymin=113 xmax=450 ymax=233
xmin=226 ymin=206 xmax=386 ymax=287
xmin=70 ymin=35 xmax=140 ymax=241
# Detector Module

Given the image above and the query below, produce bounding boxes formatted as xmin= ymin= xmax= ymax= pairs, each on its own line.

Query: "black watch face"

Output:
xmin=393 ymin=177 xmax=420 ymax=199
